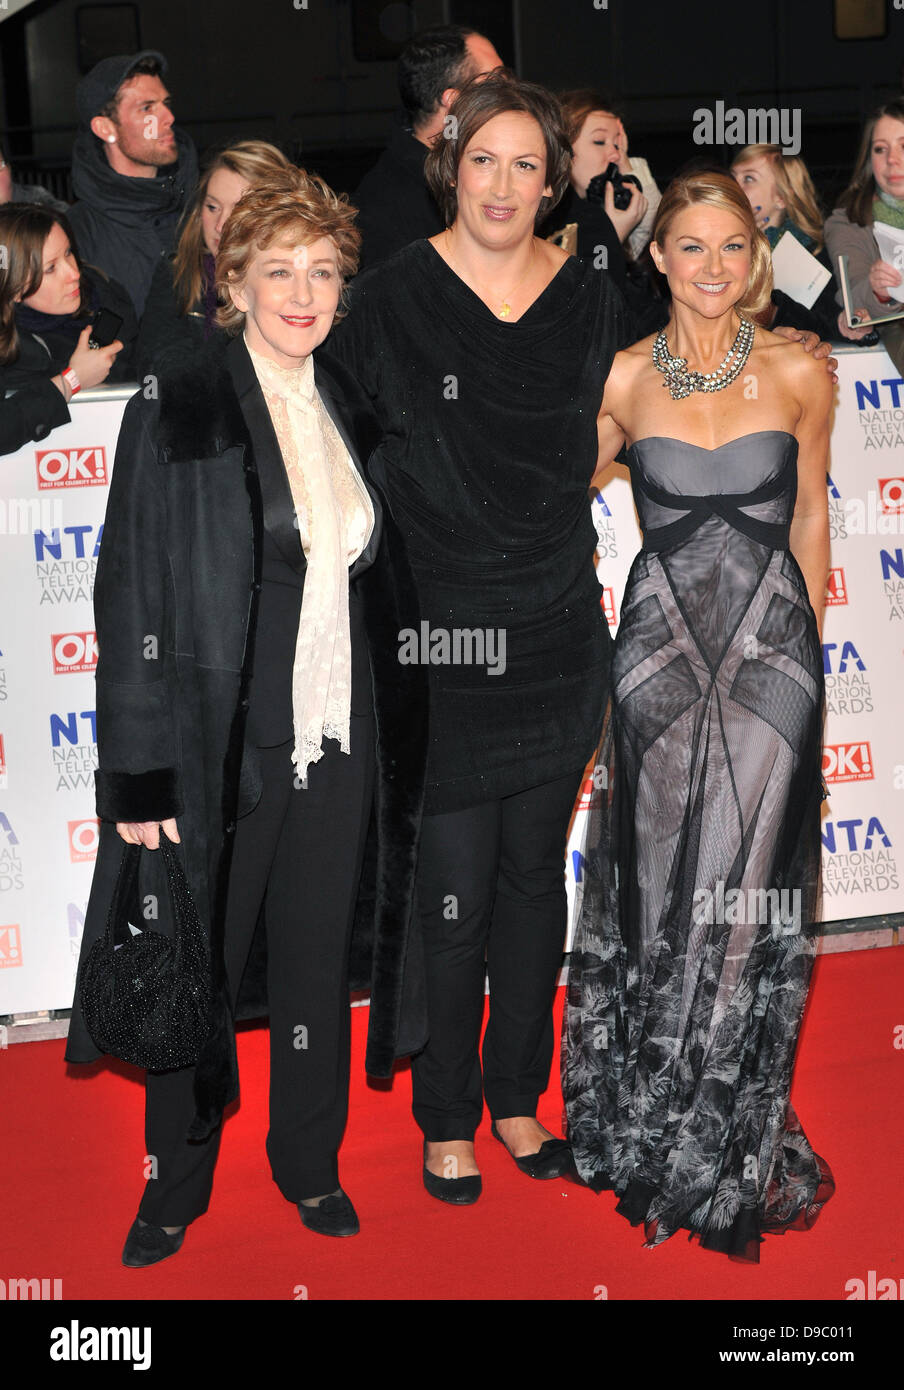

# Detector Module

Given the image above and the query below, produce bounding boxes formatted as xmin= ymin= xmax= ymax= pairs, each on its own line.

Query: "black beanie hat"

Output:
xmin=76 ymin=50 xmax=167 ymax=127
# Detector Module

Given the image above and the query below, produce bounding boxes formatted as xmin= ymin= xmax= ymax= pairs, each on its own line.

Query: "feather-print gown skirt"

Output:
xmin=563 ymin=431 xmax=834 ymax=1261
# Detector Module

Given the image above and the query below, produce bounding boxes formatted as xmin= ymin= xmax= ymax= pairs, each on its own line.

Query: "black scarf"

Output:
xmin=14 ymin=278 xmax=99 ymax=368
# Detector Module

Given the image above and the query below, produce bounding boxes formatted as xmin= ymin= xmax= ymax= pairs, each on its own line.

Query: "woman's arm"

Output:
xmin=93 ymin=391 xmax=183 ymax=832
xmin=0 ymin=373 xmax=73 ymax=457
xmin=788 ymin=354 xmax=832 ymax=637
xmin=591 ymin=355 xmax=630 ymax=491
xmin=824 ymin=209 xmax=888 ymax=319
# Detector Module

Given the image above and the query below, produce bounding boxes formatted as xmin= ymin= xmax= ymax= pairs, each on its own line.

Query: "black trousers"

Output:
xmin=138 ymin=716 xmax=375 ymax=1226
xmin=411 ymin=767 xmax=584 ymax=1141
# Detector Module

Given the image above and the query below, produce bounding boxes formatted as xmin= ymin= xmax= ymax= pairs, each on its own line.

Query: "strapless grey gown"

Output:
xmin=563 ymin=431 xmax=834 ymax=1261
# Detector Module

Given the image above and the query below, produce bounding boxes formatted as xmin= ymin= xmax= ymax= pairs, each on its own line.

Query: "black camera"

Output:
xmin=587 ymin=163 xmax=642 ymax=212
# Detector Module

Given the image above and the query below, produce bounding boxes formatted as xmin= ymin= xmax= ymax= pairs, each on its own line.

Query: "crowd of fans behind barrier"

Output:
xmin=0 ymin=29 xmax=900 ymax=457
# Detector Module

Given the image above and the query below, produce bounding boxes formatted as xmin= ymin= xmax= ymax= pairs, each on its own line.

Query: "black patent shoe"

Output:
xmin=491 ymin=1122 xmax=579 ymax=1180
xmin=297 ymin=1189 xmax=360 ymax=1237
xmin=122 ymin=1217 xmax=186 ymax=1267
xmin=422 ymin=1140 xmax=482 ymax=1205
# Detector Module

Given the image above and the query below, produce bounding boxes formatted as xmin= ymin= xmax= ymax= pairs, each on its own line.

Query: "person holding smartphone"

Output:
xmin=0 ymin=203 xmax=136 ymax=456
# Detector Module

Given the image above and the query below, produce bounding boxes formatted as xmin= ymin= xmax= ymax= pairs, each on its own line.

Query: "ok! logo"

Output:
xmin=822 ymin=743 xmax=874 ymax=784
xmin=825 ymin=569 xmax=847 ymax=606
xmin=36 ymin=447 xmax=107 ymax=490
xmin=51 ymin=633 xmax=98 ymax=675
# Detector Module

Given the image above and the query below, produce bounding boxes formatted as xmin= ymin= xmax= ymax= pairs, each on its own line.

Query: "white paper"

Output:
xmin=770 ymin=232 xmax=832 ymax=310
xmin=872 ymin=223 xmax=904 ymax=302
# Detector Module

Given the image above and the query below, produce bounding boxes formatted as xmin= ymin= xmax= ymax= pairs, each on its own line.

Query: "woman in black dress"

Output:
xmin=563 ymin=172 xmax=834 ymax=1260
xmin=329 ymin=71 xmax=631 ymax=1198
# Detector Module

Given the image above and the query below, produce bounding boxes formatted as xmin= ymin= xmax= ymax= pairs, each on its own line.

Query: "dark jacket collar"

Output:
xmin=386 ymin=123 xmax=431 ymax=181
xmin=156 ymin=334 xmax=382 ymax=577
xmin=70 ymin=127 xmax=199 ymax=222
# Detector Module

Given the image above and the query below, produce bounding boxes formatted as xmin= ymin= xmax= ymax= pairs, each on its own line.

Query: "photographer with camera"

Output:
xmin=543 ymin=89 xmax=664 ymax=332
xmin=0 ymin=203 xmax=136 ymax=456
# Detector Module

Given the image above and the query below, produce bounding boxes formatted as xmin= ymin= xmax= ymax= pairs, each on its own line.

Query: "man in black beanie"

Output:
xmin=68 ymin=51 xmax=198 ymax=316
xmin=352 ymin=25 xmax=501 ymax=271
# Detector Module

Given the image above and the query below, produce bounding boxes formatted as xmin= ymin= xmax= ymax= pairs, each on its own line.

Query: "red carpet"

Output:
xmin=2 ymin=946 xmax=901 ymax=1301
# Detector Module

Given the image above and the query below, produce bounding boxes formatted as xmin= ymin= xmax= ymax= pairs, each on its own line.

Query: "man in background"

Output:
xmin=68 ymin=51 xmax=197 ymax=315
xmin=0 ymin=142 xmax=68 ymax=211
xmin=353 ymin=24 xmax=502 ymax=270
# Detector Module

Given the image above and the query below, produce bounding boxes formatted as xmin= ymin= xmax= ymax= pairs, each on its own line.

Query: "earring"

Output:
xmin=108 ymin=136 xmax=116 ymax=143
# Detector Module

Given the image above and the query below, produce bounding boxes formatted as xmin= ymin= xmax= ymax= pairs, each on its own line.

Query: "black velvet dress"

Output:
xmin=327 ymin=239 xmax=631 ymax=813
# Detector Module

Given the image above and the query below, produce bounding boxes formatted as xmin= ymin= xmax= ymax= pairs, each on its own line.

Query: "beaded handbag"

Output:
xmin=79 ymin=835 xmax=211 ymax=1070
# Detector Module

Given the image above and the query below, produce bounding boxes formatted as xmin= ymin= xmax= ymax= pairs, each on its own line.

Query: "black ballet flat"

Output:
xmin=422 ymin=1141 xmax=482 ymax=1205
xmin=297 ymin=1189 xmax=360 ymax=1237
xmin=122 ymin=1217 xmax=187 ymax=1268
xmin=491 ymin=1122 xmax=579 ymax=1181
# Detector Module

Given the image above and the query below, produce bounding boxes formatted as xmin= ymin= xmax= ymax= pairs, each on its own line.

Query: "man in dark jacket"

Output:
xmin=68 ymin=51 xmax=198 ymax=316
xmin=352 ymin=24 xmax=502 ymax=270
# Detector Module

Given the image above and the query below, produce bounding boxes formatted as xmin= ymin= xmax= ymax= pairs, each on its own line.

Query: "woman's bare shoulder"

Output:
xmin=754 ymin=327 xmax=834 ymax=404
xmin=610 ymin=333 xmax=656 ymax=386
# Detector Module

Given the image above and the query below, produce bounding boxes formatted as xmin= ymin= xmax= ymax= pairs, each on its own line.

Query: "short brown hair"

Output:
xmin=215 ymin=169 xmax=361 ymax=333
xmin=652 ymin=170 xmax=773 ymax=317
xmin=424 ymin=69 xmax=571 ymax=228
xmin=839 ymin=101 xmax=904 ymax=227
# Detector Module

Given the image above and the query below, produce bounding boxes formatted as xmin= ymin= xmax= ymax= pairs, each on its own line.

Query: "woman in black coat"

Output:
xmin=65 ymin=170 xmax=427 ymax=1263
xmin=0 ymin=203 xmax=136 ymax=456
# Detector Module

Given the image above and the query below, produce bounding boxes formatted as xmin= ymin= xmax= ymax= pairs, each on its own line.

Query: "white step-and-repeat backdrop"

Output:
xmin=1 ymin=348 xmax=902 ymax=1021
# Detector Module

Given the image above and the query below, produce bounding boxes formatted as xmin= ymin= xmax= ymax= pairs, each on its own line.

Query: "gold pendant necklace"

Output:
xmin=444 ymin=232 xmax=536 ymax=318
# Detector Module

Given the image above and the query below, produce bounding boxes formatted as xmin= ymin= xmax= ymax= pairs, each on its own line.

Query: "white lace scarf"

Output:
xmin=245 ymin=337 xmax=374 ymax=782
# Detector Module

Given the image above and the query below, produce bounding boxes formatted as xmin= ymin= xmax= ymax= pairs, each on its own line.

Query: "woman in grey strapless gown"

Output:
xmin=563 ymin=172 xmax=835 ymax=1261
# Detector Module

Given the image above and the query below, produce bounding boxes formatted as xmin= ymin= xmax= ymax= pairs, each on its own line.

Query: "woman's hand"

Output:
xmin=837 ymin=308 xmax=875 ymax=341
xmin=604 ymin=178 xmax=648 ymax=243
xmin=116 ymin=818 xmax=181 ymax=849
xmin=68 ymin=324 xmax=123 ymax=389
xmin=868 ymin=258 xmax=902 ymax=299
xmin=614 ymin=120 xmax=632 ymax=174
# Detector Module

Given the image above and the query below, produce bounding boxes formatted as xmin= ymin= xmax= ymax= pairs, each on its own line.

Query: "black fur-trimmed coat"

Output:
xmin=64 ymin=334 xmax=428 ymax=1139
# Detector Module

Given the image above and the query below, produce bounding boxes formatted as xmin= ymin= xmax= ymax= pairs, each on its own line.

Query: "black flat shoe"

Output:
xmin=297 ymin=1189 xmax=360 ymax=1237
xmin=422 ymin=1141 xmax=482 ymax=1205
xmin=491 ymin=1122 xmax=579 ymax=1180
xmin=122 ymin=1217 xmax=186 ymax=1268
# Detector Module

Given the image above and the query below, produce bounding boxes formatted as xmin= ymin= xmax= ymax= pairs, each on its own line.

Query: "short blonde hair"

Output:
xmin=652 ymin=170 xmax=773 ymax=316
xmin=215 ymin=169 xmax=360 ymax=332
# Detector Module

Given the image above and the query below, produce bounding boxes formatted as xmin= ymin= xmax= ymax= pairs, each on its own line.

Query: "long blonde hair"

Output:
xmin=171 ymin=140 xmax=293 ymax=316
xmin=652 ymin=170 xmax=773 ymax=317
xmin=731 ymin=144 xmax=824 ymax=251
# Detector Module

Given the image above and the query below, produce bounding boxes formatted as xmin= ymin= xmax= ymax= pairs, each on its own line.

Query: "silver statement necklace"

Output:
xmin=652 ymin=314 xmax=755 ymax=400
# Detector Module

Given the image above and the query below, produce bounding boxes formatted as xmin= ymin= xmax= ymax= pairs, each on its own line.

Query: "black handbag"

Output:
xmin=79 ymin=834 xmax=211 ymax=1070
